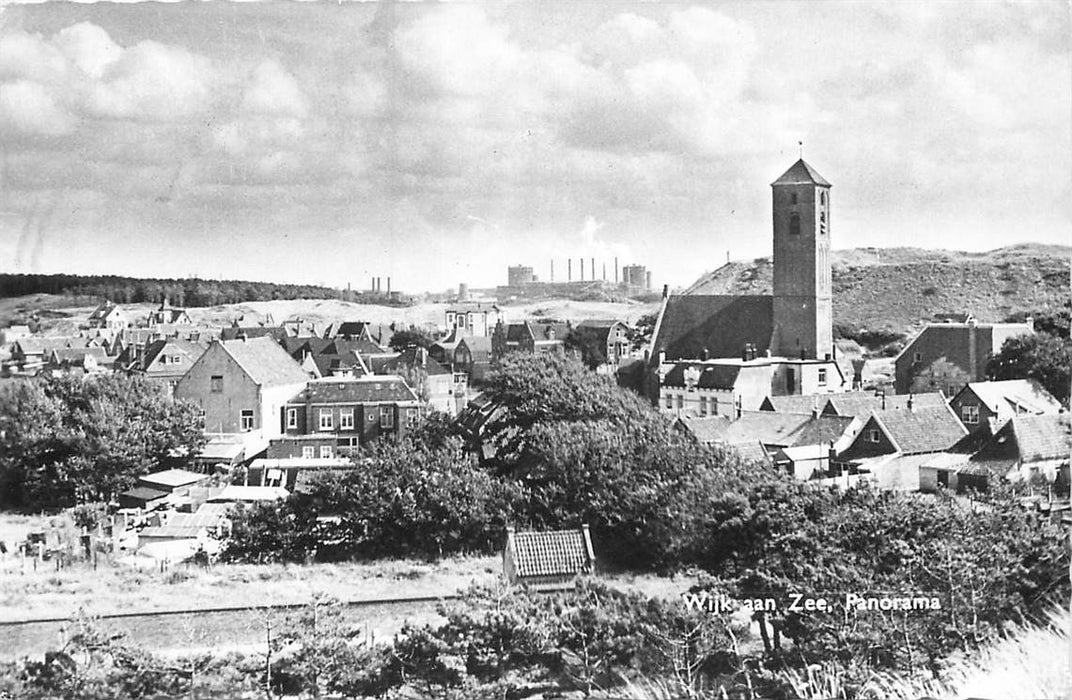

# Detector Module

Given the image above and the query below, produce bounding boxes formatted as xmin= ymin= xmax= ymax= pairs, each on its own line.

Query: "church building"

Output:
xmin=647 ymin=158 xmax=846 ymax=416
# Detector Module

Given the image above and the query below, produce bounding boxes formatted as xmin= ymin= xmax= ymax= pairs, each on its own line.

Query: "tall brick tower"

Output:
xmin=770 ymin=159 xmax=833 ymax=360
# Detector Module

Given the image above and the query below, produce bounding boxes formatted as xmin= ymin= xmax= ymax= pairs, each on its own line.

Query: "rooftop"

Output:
xmin=507 ymin=527 xmax=594 ymax=579
xmin=771 ymin=158 xmax=831 ymax=187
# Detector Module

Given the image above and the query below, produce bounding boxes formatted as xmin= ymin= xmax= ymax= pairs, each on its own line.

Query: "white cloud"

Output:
xmin=0 ymin=79 xmax=74 ymax=135
xmin=52 ymin=22 xmax=122 ymax=78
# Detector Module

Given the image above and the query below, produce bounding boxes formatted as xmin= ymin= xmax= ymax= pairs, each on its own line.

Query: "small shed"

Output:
xmin=503 ymin=525 xmax=595 ymax=587
xmin=137 ymin=469 xmax=210 ymax=494
xmin=117 ymin=486 xmax=170 ymax=510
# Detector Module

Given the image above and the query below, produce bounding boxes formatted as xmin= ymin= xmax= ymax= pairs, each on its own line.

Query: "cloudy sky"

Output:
xmin=1 ymin=1 xmax=1068 ymax=292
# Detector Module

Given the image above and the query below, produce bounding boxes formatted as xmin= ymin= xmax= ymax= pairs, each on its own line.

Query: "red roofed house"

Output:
xmin=503 ymin=525 xmax=595 ymax=587
xmin=174 ymin=336 xmax=309 ymax=438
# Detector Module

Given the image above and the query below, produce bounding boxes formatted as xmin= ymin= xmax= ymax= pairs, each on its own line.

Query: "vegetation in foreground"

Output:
xmin=220 ymin=354 xmax=1069 ymax=698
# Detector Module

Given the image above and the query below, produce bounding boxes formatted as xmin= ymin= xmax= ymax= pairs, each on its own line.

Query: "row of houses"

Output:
xmin=674 ymin=379 xmax=1068 ymax=496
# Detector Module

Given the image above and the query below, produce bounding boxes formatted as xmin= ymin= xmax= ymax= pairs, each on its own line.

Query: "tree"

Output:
xmin=563 ymin=326 xmax=608 ymax=370
xmin=389 ymin=326 xmax=435 ymax=351
xmin=0 ymin=375 xmax=206 ymax=508
xmin=986 ymin=332 xmax=1072 ymax=404
xmin=628 ymin=312 xmax=658 ymax=351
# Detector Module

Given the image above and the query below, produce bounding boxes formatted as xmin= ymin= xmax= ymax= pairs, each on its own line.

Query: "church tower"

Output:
xmin=770 ymin=159 xmax=833 ymax=360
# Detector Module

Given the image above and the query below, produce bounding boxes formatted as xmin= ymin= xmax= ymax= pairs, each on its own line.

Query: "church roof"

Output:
xmin=651 ymin=295 xmax=773 ymax=362
xmin=772 ymin=159 xmax=831 ymax=187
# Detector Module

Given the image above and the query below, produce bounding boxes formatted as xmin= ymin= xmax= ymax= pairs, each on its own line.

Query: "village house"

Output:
xmin=503 ymin=525 xmax=596 ymax=587
xmin=834 ymin=403 xmax=969 ymax=491
xmin=323 ymin=321 xmax=384 ymax=344
xmin=659 ymin=354 xmax=845 ymax=419
xmin=454 ymin=336 xmax=494 ymax=384
xmin=174 ymin=336 xmax=309 ymax=440
xmin=133 ymin=338 xmax=209 ymax=397
xmin=647 ymin=159 xmax=846 ymax=405
xmin=44 ymin=346 xmax=110 ymax=375
xmin=573 ymin=319 xmax=632 ymax=367
xmin=219 ymin=324 xmax=290 ymax=342
xmin=939 ymin=414 xmax=1071 ymax=495
xmin=894 ymin=318 xmax=1035 ymax=396
xmin=374 ymin=346 xmax=460 ymax=416
xmin=87 ymin=301 xmax=129 ymax=332
xmin=146 ymin=299 xmax=193 ymax=327
xmin=948 ymin=380 xmax=1062 ymax=435
xmin=281 ymin=375 xmax=422 ymax=455
xmin=446 ymin=302 xmax=497 ymax=338
xmin=491 ymin=320 xmax=572 ymax=358
xmin=0 ymin=324 xmax=31 ymax=346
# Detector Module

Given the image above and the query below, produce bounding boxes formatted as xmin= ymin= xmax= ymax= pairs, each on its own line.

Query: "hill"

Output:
xmin=683 ymin=243 xmax=1070 ymax=338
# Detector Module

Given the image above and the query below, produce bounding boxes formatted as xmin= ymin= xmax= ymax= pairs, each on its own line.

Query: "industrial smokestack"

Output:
xmin=550 ymin=259 xmax=554 ymax=282
xmin=370 ymin=276 xmax=375 ymax=292
xmin=387 ymin=277 xmax=391 ymax=294
xmin=614 ymin=257 xmax=619 ymax=284
xmin=568 ymin=259 xmax=572 ymax=281
xmin=579 ymin=257 xmax=584 ymax=281
xmin=602 ymin=262 xmax=606 ymax=281
xmin=591 ymin=257 xmax=595 ymax=280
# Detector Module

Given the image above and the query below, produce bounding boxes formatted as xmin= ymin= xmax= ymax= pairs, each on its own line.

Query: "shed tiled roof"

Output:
xmin=771 ymin=159 xmax=831 ymax=187
xmin=651 ymin=295 xmax=773 ymax=362
xmin=288 ymin=377 xmax=419 ymax=404
xmin=119 ymin=486 xmax=169 ymax=503
xmin=676 ymin=415 xmax=732 ymax=444
xmin=872 ymin=404 xmax=968 ymax=455
xmin=220 ymin=337 xmax=309 ymax=387
xmin=764 ymin=393 xmax=829 ymax=414
xmin=509 ymin=527 xmax=594 ymax=579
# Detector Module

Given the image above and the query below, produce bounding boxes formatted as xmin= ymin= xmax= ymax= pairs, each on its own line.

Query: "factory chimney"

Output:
xmin=614 ymin=257 xmax=619 ymax=284
xmin=550 ymin=259 xmax=554 ymax=282
xmin=387 ymin=277 xmax=391 ymax=294
xmin=568 ymin=258 xmax=572 ymax=281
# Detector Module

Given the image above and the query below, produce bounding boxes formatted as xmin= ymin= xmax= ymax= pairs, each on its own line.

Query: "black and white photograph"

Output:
xmin=0 ymin=1 xmax=1069 ymax=698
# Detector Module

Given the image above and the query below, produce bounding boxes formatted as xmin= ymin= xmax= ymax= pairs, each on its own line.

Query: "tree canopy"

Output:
xmin=0 ymin=375 xmax=205 ymax=509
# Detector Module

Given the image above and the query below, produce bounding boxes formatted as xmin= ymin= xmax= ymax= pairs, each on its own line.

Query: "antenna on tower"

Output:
xmin=798 ymin=141 xmax=804 ymax=159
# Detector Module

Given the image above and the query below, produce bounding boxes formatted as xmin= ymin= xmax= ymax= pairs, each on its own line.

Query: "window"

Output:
xmin=817 ymin=368 xmax=827 ymax=386
xmin=340 ymin=408 xmax=355 ymax=430
xmin=665 ymin=394 xmax=673 ymax=409
xmin=699 ymin=396 xmax=707 ymax=416
xmin=961 ymin=405 xmax=979 ymax=425
xmin=867 ymin=429 xmax=881 ymax=443
xmin=675 ymin=395 xmax=684 ymax=410
xmin=712 ymin=396 xmax=719 ymax=415
xmin=406 ymin=408 xmax=420 ymax=428
xmin=337 ymin=437 xmax=359 ymax=451
xmin=789 ymin=213 xmax=800 ymax=236
xmin=913 ymin=352 xmax=922 ymax=363
xmin=210 ymin=375 xmax=223 ymax=393
xmin=302 ymin=446 xmax=315 ymax=459
xmin=320 ymin=445 xmax=334 ymax=459
xmin=240 ymin=409 xmax=254 ymax=432
xmin=319 ymin=408 xmax=333 ymax=431
xmin=790 ymin=192 xmax=798 ymax=205
xmin=286 ymin=408 xmax=298 ymax=430
xmin=380 ymin=406 xmax=394 ymax=428
xmin=820 ymin=191 xmax=826 ymax=205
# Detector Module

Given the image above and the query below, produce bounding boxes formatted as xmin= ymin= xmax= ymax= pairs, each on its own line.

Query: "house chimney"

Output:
xmin=701 ymin=347 xmax=709 ymax=361
xmin=1026 ymin=316 xmax=1034 ymax=331
xmin=880 ymin=391 xmax=886 ymax=410
xmin=662 ymin=284 xmax=669 ymax=299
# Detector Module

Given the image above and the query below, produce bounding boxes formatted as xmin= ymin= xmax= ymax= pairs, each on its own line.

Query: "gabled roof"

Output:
xmin=869 ymin=405 xmax=968 ymax=455
xmin=379 ymin=347 xmax=451 ymax=376
xmin=577 ymin=319 xmax=624 ymax=330
xmin=955 ymin=380 xmax=1062 ymax=416
xmin=895 ymin=322 xmax=1033 ymax=375
xmin=324 ymin=321 xmax=377 ymax=340
xmin=771 ymin=159 xmax=831 ymax=187
xmin=762 ymin=394 xmax=829 ymax=414
xmin=675 ymin=415 xmax=733 ymax=444
xmin=971 ymin=414 xmax=1071 ymax=466
xmin=651 ymin=295 xmax=773 ymax=362
xmin=287 ymin=376 xmax=420 ymax=405
xmin=823 ymin=391 xmax=946 ymax=418
xmin=88 ymin=301 xmax=122 ymax=321
xmin=458 ymin=336 xmax=493 ymax=353
xmin=507 ymin=527 xmax=595 ymax=579
xmin=719 ymin=412 xmax=814 ymax=447
xmin=663 ymin=362 xmax=742 ymax=390
xmin=218 ymin=337 xmax=309 ymax=387
xmin=50 ymin=347 xmax=108 ymax=363
xmin=220 ymin=326 xmax=289 ymax=342
xmin=141 ymin=338 xmax=207 ymax=371
xmin=789 ymin=415 xmax=856 ymax=447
